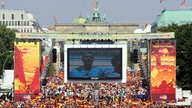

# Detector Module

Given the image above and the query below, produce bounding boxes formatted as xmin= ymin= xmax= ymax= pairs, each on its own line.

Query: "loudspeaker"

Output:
xmin=133 ymin=49 xmax=138 ymax=58
xmin=133 ymin=58 xmax=138 ymax=63
xmin=41 ymin=79 xmax=47 ymax=86
xmin=52 ymin=49 xmax=57 ymax=63
xmin=130 ymin=52 xmax=134 ymax=63
xmin=60 ymin=52 xmax=64 ymax=62
xmin=133 ymin=49 xmax=138 ymax=63
xmin=52 ymin=48 xmax=57 ymax=55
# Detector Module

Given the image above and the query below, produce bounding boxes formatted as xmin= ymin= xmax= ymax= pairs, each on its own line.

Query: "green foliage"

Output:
xmin=47 ymin=63 xmax=56 ymax=77
xmin=158 ymin=24 xmax=192 ymax=90
xmin=0 ymin=24 xmax=16 ymax=76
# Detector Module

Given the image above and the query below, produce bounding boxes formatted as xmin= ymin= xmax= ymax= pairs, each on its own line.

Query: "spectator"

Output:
xmin=103 ymin=55 xmax=121 ymax=78
xmin=69 ymin=52 xmax=104 ymax=78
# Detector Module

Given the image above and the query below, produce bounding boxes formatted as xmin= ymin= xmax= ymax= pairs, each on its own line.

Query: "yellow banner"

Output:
xmin=14 ymin=41 xmax=41 ymax=95
xmin=16 ymin=32 xmax=175 ymax=39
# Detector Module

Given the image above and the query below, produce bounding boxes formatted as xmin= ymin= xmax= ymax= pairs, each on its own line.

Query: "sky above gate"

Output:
xmin=4 ymin=0 xmax=192 ymax=27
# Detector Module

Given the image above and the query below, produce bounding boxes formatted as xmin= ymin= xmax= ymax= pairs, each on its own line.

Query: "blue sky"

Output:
xmin=4 ymin=0 xmax=192 ymax=27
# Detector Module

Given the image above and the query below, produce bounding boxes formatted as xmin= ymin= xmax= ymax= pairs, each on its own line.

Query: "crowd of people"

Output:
xmin=1 ymin=69 xmax=186 ymax=108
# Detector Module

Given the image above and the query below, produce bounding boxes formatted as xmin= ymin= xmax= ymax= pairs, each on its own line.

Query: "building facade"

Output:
xmin=151 ymin=9 xmax=192 ymax=32
xmin=55 ymin=1 xmax=138 ymax=33
xmin=0 ymin=9 xmax=42 ymax=33
xmin=55 ymin=23 xmax=138 ymax=34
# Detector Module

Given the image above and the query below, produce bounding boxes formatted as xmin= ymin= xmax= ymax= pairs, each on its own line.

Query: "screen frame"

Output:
xmin=67 ymin=48 xmax=122 ymax=80
xmin=64 ymin=44 xmax=127 ymax=83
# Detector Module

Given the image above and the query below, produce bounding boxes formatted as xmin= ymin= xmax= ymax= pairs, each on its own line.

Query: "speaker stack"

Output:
xmin=52 ymin=49 xmax=57 ymax=63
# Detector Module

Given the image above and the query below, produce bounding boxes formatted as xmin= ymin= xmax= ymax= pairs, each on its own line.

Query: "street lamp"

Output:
xmin=0 ymin=51 xmax=13 ymax=57
xmin=2 ymin=52 xmax=14 ymax=73
xmin=0 ymin=51 xmax=13 ymax=77
xmin=0 ymin=51 xmax=13 ymax=87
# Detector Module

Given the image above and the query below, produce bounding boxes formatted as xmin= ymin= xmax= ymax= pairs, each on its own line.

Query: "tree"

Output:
xmin=0 ymin=24 xmax=16 ymax=76
xmin=47 ymin=63 xmax=56 ymax=77
xmin=158 ymin=24 xmax=192 ymax=90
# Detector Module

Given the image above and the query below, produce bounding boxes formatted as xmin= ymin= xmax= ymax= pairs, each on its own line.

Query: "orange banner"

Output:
xmin=150 ymin=41 xmax=176 ymax=101
xmin=14 ymin=41 xmax=41 ymax=101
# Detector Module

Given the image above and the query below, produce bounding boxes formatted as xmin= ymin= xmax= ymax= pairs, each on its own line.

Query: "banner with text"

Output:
xmin=14 ymin=41 xmax=41 ymax=101
xmin=16 ymin=32 xmax=175 ymax=40
xmin=150 ymin=40 xmax=176 ymax=101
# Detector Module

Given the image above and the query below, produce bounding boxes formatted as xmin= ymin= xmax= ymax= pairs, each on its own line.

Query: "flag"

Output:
xmin=181 ymin=0 xmax=186 ymax=6
xmin=132 ymin=99 xmax=141 ymax=105
xmin=143 ymin=24 xmax=148 ymax=29
xmin=160 ymin=0 xmax=164 ymax=3
xmin=57 ymin=102 xmax=63 ymax=107
xmin=34 ymin=95 xmax=41 ymax=100
xmin=75 ymin=97 xmax=83 ymax=102
xmin=124 ymin=98 xmax=132 ymax=103
xmin=60 ymin=94 xmax=65 ymax=100
xmin=50 ymin=97 xmax=55 ymax=102
xmin=100 ymin=83 xmax=107 ymax=88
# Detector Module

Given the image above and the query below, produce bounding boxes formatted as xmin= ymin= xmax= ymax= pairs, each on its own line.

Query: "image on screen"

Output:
xmin=67 ymin=48 xmax=122 ymax=80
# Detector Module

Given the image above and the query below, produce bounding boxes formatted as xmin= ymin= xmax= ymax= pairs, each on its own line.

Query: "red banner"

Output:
xmin=41 ymin=56 xmax=48 ymax=73
xmin=150 ymin=40 xmax=176 ymax=101
xmin=14 ymin=41 xmax=41 ymax=101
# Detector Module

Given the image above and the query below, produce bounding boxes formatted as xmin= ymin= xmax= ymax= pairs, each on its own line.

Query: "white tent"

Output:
xmin=0 ymin=70 xmax=13 ymax=89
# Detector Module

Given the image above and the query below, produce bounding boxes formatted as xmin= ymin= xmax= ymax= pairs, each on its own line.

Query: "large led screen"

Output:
xmin=64 ymin=45 xmax=127 ymax=82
